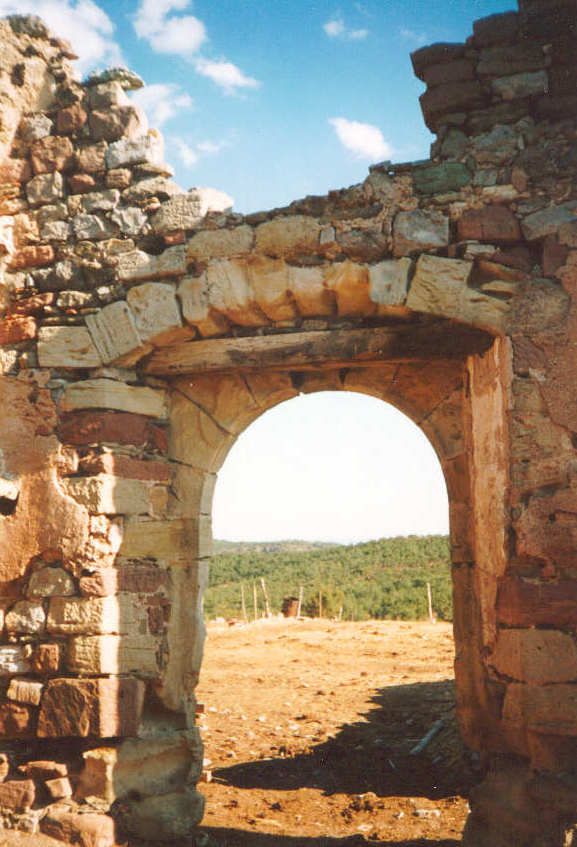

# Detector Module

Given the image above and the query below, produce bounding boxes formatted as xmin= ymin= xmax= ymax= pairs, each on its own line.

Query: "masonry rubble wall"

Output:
xmin=0 ymin=0 xmax=575 ymax=843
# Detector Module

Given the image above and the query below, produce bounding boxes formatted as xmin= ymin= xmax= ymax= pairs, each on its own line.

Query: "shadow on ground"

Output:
xmin=213 ymin=680 xmax=473 ymax=800
xmin=196 ymin=830 xmax=460 ymax=847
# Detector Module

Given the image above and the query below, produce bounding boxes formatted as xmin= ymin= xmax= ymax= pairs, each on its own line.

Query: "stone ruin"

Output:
xmin=0 ymin=0 xmax=575 ymax=843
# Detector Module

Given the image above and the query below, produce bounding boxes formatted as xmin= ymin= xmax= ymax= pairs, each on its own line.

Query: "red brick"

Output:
xmin=68 ymin=172 xmax=96 ymax=194
xmin=0 ymin=159 xmax=32 ymax=183
xmin=56 ymin=103 xmax=87 ymax=135
xmin=37 ymin=678 xmax=144 ymax=738
xmin=58 ymin=410 xmax=167 ymax=451
xmin=78 ymin=452 xmax=171 ymax=482
xmin=30 ymin=136 xmax=75 ymax=175
xmin=0 ymin=315 xmax=37 ymax=345
xmin=8 ymin=244 xmax=54 ymax=270
xmin=458 ymin=205 xmax=522 ymax=243
xmin=0 ymin=779 xmax=35 ymax=811
xmin=0 ymin=703 xmax=34 ymax=738
xmin=498 ymin=577 xmax=577 ymax=628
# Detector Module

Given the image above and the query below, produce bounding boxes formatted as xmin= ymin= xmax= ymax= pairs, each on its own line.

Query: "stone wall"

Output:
xmin=0 ymin=1 xmax=575 ymax=843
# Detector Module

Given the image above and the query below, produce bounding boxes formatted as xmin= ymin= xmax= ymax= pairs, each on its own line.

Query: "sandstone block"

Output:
xmin=521 ymin=202 xmax=577 ymax=241
xmin=0 ymin=646 xmax=30 ymax=675
xmin=0 ymin=779 xmax=35 ymax=811
xmin=60 ymin=378 xmax=167 ymax=419
xmin=41 ymin=808 xmax=115 ymax=847
xmin=45 ymin=776 xmax=72 ymax=799
xmin=492 ymin=70 xmax=548 ymax=101
xmin=369 ymin=258 xmax=412 ymax=307
xmin=106 ymin=132 xmax=163 ymax=169
xmin=37 ymin=326 xmax=102 ymax=368
xmin=9 ymin=244 xmax=54 ymax=270
xmin=207 ymin=259 xmax=266 ymax=326
xmin=56 ymin=103 xmax=87 ymax=135
xmin=420 ymin=80 xmax=484 ymax=130
xmin=62 ymin=475 xmax=154 ymax=516
xmin=58 ymin=410 xmax=167 ymax=450
xmin=86 ymin=301 xmax=146 ymax=365
xmin=30 ymin=644 xmax=60 ymax=674
xmin=0 ymin=315 xmax=37 ymax=345
xmin=0 ymin=158 xmax=31 ymax=183
xmin=0 ymin=703 xmax=34 ymax=738
xmin=19 ymin=113 xmax=52 ymax=142
xmin=47 ymin=595 xmax=147 ymax=635
xmin=150 ymin=192 xmax=203 ymax=234
xmin=30 ymin=135 xmax=74 ymax=175
xmin=89 ymin=106 xmax=144 ymax=142
xmin=38 ymin=677 xmax=145 ymax=738
xmin=126 ymin=282 xmax=183 ymax=344
xmin=187 ymin=225 xmax=254 ymax=260
xmin=326 ymin=261 xmax=375 ymax=317
xmin=5 ymin=601 xmax=45 ymax=634
xmin=72 ymin=213 xmax=116 ymax=241
xmin=117 ymin=246 xmax=187 ymax=282
xmin=27 ymin=567 xmax=75 ymax=598
xmin=77 ymin=141 xmax=107 ymax=173
xmin=123 ymin=788 xmax=205 ymax=841
xmin=68 ymin=634 xmax=159 ymax=675
xmin=26 ymin=172 xmax=64 ymax=206
xmin=503 ymin=684 xmax=577 ymax=737
xmin=110 ymin=206 xmax=147 ymax=236
xmin=491 ymin=629 xmax=577 ymax=684
xmin=120 ymin=517 xmax=209 ymax=560
xmin=177 ymin=274 xmax=229 ymax=336
xmin=458 ymin=206 xmax=522 ymax=243
xmin=247 ymin=257 xmax=297 ymax=321
xmin=40 ymin=218 xmax=70 ymax=240
xmin=18 ymin=761 xmax=68 ymax=780
xmin=7 ymin=679 xmax=43 ymax=706
xmin=407 ymin=254 xmax=508 ymax=332
xmin=255 ymin=215 xmax=321 ymax=258
xmin=289 ymin=265 xmax=333 ymax=316
xmin=79 ymin=453 xmax=171 ymax=482
xmin=81 ymin=189 xmax=120 ymax=213
xmin=477 ymin=43 xmax=546 ymax=76
xmin=393 ymin=209 xmax=449 ymax=257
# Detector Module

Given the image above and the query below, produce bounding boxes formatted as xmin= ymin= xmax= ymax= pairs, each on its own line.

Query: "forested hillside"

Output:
xmin=205 ymin=535 xmax=453 ymax=622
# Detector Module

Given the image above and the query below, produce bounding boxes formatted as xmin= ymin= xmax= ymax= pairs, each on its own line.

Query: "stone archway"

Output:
xmin=0 ymin=1 xmax=576 ymax=844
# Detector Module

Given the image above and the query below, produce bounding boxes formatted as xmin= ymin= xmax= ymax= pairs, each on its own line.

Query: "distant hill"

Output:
xmin=206 ymin=535 xmax=452 ymax=622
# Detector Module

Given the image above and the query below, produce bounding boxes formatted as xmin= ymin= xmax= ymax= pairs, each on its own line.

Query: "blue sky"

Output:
xmin=2 ymin=0 xmax=515 ymax=213
xmin=1 ymin=0 xmax=515 ymax=540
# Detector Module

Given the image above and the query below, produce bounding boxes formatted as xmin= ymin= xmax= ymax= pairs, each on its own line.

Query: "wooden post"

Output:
xmin=427 ymin=582 xmax=435 ymax=623
xmin=253 ymin=581 xmax=258 ymax=622
xmin=297 ymin=585 xmax=303 ymax=618
xmin=260 ymin=578 xmax=271 ymax=618
xmin=241 ymin=584 xmax=247 ymax=623
xmin=318 ymin=589 xmax=323 ymax=619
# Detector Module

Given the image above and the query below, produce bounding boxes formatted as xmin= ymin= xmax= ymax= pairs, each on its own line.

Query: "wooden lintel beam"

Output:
xmin=144 ymin=325 xmax=492 ymax=377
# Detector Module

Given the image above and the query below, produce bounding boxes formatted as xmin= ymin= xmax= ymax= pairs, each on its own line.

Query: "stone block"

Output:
xmin=7 ymin=679 xmax=43 ymax=706
xmin=255 ymin=215 xmax=321 ymax=258
xmin=60 ymin=378 xmax=167 ymax=419
xmin=117 ymin=246 xmax=187 ymax=282
xmin=411 ymin=42 xmax=466 ymax=80
xmin=62 ymin=475 xmax=154 ymax=516
xmin=45 ymin=776 xmax=72 ymax=799
xmin=0 ymin=703 xmax=34 ymax=738
xmin=56 ymin=103 xmax=88 ymax=135
xmin=0 ymin=780 xmax=35 ymax=811
xmin=473 ymin=12 xmax=519 ymax=46
xmin=47 ymin=595 xmax=147 ymax=635
xmin=5 ymin=601 xmax=45 ymax=634
xmin=79 ymin=453 xmax=171 ymax=482
xmin=77 ymin=141 xmax=107 ymax=173
xmin=89 ymin=106 xmax=144 ymax=142
xmin=369 ymin=258 xmax=412 ymax=307
xmin=0 ymin=646 xmax=30 ymax=675
xmin=30 ymin=135 xmax=74 ymax=175
xmin=58 ymin=410 xmax=167 ymax=450
xmin=0 ymin=315 xmax=37 ymax=345
xmin=187 ymin=225 xmax=254 ymax=260
xmin=503 ymin=684 xmax=577 ymax=737
xmin=207 ymin=259 xmax=266 ymax=326
xmin=27 ymin=567 xmax=75 ymax=598
xmin=86 ymin=301 xmax=146 ymax=365
xmin=110 ymin=206 xmax=147 ymax=236
xmin=325 ymin=261 xmax=375 ymax=317
xmin=247 ymin=257 xmax=297 ymax=321
xmin=105 ymin=132 xmax=164 ymax=169
xmin=412 ymin=162 xmax=471 ymax=194
xmin=72 ymin=213 xmax=116 ymax=241
xmin=26 ymin=172 xmax=64 ymax=206
xmin=521 ymin=202 xmax=577 ymax=241
xmin=18 ymin=761 xmax=68 ymax=780
xmin=491 ymin=629 xmax=577 ymax=684
xmin=126 ymin=282 xmax=183 ymax=344
xmin=38 ymin=677 xmax=145 ymax=738
xmin=289 ymin=265 xmax=333 ymax=316
xmin=120 ymin=516 xmax=210 ymax=560
xmin=477 ymin=43 xmax=546 ymax=76
xmin=458 ymin=206 xmax=522 ymax=243
xmin=421 ymin=59 xmax=475 ymax=88
xmin=407 ymin=254 xmax=508 ymax=332
xmin=37 ymin=326 xmax=102 ymax=368
xmin=177 ymin=274 xmax=229 ymax=336
xmin=41 ymin=808 xmax=115 ymax=847
xmin=9 ymin=244 xmax=54 ymax=270
xmin=150 ymin=192 xmax=203 ymax=233
xmin=30 ymin=644 xmax=60 ymax=674
xmin=492 ymin=70 xmax=548 ymax=101
xmin=497 ymin=578 xmax=577 ymax=628
xmin=68 ymin=634 xmax=159 ymax=675
xmin=81 ymin=189 xmax=120 ymax=213
xmin=420 ymin=80 xmax=484 ymax=130
xmin=393 ymin=209 xmax=449 ymax=257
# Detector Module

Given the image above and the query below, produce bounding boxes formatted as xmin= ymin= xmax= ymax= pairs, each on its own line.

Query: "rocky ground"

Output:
xmin=194 ymin=617 xmax=475 ymax=847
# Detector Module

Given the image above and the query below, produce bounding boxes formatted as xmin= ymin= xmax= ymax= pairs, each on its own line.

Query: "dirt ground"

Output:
xmin=195 ymin=617 xmax=474 ymax=847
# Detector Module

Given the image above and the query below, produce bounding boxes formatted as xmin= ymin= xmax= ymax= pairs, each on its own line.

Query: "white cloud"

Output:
xmin=0 ymin=0 xmax=122 ymax=73
xmin=323 ymin=16 xmax=368 ymax=41
xmin=400 ymin=27 xmax=428 ymax=46
xmin=171 ymin=136 xmax=228 ymax=168
xmin=329 ymin=117 xmax=392 ymax=161
xmin=134 ymin=0 xmax=206 ymax=57
xmin=195 ymin=58 xmax=260 ymax=95
xmin=130 ymin=83 xmax=193 ymax=127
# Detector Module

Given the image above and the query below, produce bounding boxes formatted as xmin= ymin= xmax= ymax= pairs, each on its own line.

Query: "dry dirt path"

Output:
xmin=195 ymin=618 xmax=473 ymax=847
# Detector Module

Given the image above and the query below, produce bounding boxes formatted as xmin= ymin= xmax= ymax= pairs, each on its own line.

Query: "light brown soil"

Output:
xmin=195 ymin=617 xmax=475 ymax=847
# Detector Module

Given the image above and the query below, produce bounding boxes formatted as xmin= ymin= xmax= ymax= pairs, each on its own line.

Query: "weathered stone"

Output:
xmin=421 ymin=59 xmax=475 ymax=88
xmin=68 ymin=634 xmax=159 ymax=675
xmin=491 ymin=629 xmax=577 ymax=684
xmin=45 ymin=776 xmax=72 ymax=799
xmin=19 ymin=113 xmax=52 ymax=142
xmin=37 ymin=326 xmax=101 ymax=368
xmin=522 ymin=203 xmax=577 ymax=241
xmin=123 ymin=789 xmax=205 ymax=841
xmin=407 ymin=254 xmax=507 ymax=331
xmin=47 ymin=594 xmax=147 ymax=635
xmin=559 ymin=222 xmax=577 ymax=248
xmin=369 ymin=258 xmax=412 ymax=308
xmin=7 ymin=678 xmax=43 ymax=705
xmin=120 ymin=517 xmax=210 ymax=560
xmin=458 ymin=206 xmax=522 ymax=243
xmin=30 ymin=135 xmax=74 ymax=174
xmin=123 ymin=176 xmax=181 ymax=202
xmin=255 ymin=215 xmax=321 ymax=258
xmin=492 ymin=70 xmax=548 ymax=101
xmin=9 ymin=244 xmax=54 ymax=271
xmin=413 ymin=162 xmax=471 ymax=194
xmin=0 ymin=780 xmax=35 ymax=811
xmin=60 ymin=379 xmax=167 ymax=418
xmin=27 ymin=567 xmax=75 ymax=598
xmin=62 ymin=475 xmax=154 ymax=516
xmin=0 ymin=158 xmax=31 ymax=184
xmin=86 ymin=301 xmax=146 ymax=365
xmin=471 ymin=125 xmax=519 ymax=165
xmin=177 ymin=274 xmax=229 ymax=336
xmin=326 ymin=261 xmax=375 ymax=317
xmin=18 ymin=761 xmax=67 ymax=780
xmin=126 ymin=282 xmax=183 ymax=344
xmin=41 ymin=808 xmax=115 ymax=847
xmin=106 ymin=167 xmax=132 ymax=189
xmin=0 ymin=315 xmax=37 ymax=344
xmin=420 ymin=80 xmax=484 ymax=130
xmin=56 ymin=103 xmax=87 ymax=135
xmin=77 ymin=141 xmax=107 ymax=173
xmin=38 ymin=677 xmax=145 ymax=737
xmin=5 ymin=601 xmax=46 ymax=634
xmin=187 ymin=225 xmax=254 ymax=260
xmin=393 ymin=209 xmax=449 ymax=256
xmin=150 ymin=192 xmax=203 ymax=234
xmin=58 ymin=410 xmax=167 ymax=450
xmin=411 ymin=42 xmax=466 ymax=80
xmin=105 ymin=132 xmax=163 ymax=169
xmin=116 ymin=246 xmax=187 ymax=282
xmin=289 ymin=265 xmax=333 ymax=317
xmin=88 ymin=81 xmax=130 ymax=110
xmin=477 ymin=43 xmax=546 ymax=77
xmin=89 ymin=106 xmax=144 ymax=142
xmin=81 ymin=189 xmax=120 ymax=213
xmin=246 ymin=257 xmax=297 ymax=321
xmin=207 ymin=259 xmax=266 ymax=326
xmin=110 ymin=206 xmax=147 ymax=235
xmin=0 ymin=646 xmax=30 ymax=675
xmin=86 ymin=67 xmax=144 ymax=90
xmin=40 ymin=218 xmax=70 ymax=240
xmin=0 ymin=704 xmax=33 ymax=738
xmin=30 ymin=644 xmax=60 ymax=674
xmin=72 ymin=213 xmax=116 ymax=241
xmin=504 ymin=684 xmax=577 ymax=737
xmin=473 ymin=11 xmax=519 ymax=46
